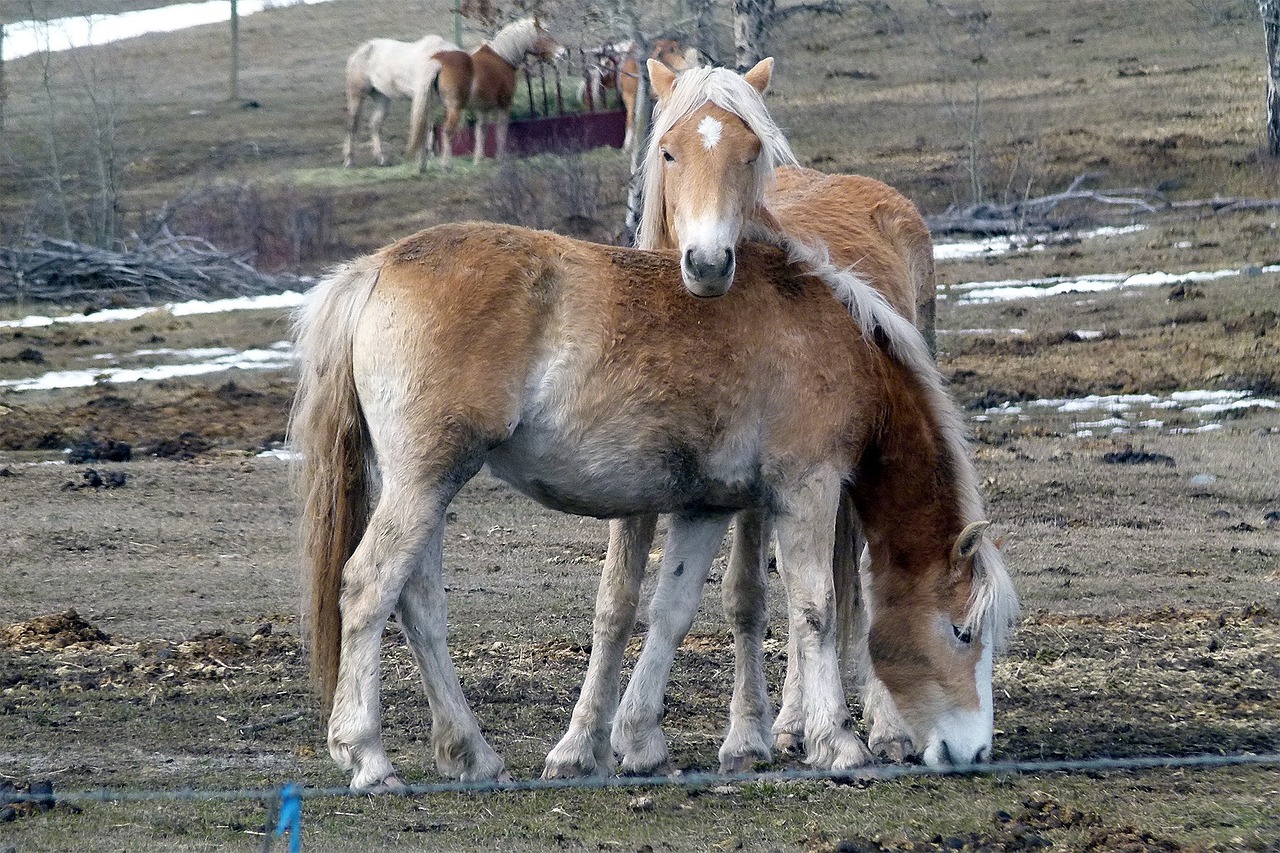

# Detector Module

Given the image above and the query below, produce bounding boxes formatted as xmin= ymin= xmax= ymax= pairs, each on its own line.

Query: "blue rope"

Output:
xmin=273 ymin=783 xmax=302 ymax=853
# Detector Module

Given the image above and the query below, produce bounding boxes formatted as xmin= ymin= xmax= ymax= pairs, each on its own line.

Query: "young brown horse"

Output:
xmin=405 ymin=49 xmax=472 ymax=171
xmin=464 ymin=18 xmax=564 ymax=164
xmin=543 ymin=60 xmax=992 ymax=780
xmin=291 ymin=216 xmax=1017 ymax=788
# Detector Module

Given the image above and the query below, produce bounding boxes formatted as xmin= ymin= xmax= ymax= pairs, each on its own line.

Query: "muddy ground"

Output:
xmin=1 ymin=211 xmax=1279 ymax=852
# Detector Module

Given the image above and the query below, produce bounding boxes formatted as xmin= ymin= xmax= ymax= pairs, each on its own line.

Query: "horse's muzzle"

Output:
xmin=681 ymin=247 xmax=735 ymax=298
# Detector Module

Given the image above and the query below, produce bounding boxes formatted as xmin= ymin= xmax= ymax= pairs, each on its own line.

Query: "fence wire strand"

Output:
xmin=5 ymin=751 xmax=1280 ymax=807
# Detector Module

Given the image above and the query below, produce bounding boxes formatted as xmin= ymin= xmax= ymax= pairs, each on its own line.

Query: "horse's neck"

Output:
xmin=487 ymin=23 xmax=533 ymax=67
xmin=853 ymin=366 xmax=975 ymax=557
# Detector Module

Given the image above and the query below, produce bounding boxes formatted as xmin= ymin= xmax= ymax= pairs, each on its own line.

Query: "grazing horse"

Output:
xmin=343 ymin=33 xmax=463 ymax=170
xmin=291 ymin=216 xmax=1018 ymax=789
xmin=585 ymin=37 xmax=702 ymax=151
xmin=543 ymin=60 xmax=978 ymax=779
xmin=466 ymin=18 xmax=565 ymax=164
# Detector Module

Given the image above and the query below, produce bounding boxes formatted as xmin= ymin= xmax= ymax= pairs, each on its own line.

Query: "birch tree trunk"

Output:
xmin=1261 ymin=0 xmax=1280 ymax=156
xmin=733 ymin=0 xmax=775 ymax=71
xmin=1 ymin=24 xmax=7 ymax=133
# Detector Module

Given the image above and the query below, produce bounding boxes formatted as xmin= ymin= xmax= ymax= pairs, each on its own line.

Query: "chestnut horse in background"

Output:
xmin=292 ymin=216 xmax=1015 ymax=789
xmin=543 ymin=60 xmax=980 ymax=779
xmin=584 ymin=37 xmax=702 ymax=150
xmin=464 ymin=17 xmax=565 ymax=164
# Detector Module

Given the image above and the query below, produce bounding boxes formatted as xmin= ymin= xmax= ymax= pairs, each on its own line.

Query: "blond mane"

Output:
xmin=487 ymin=18 xmax=547 ymax=67
xmin=637 ymin=65 xmax=798 ymax=252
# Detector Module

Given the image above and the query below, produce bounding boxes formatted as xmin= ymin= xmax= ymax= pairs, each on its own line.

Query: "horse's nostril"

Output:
xmin=721 ymin=248 xmax=734 ymax=276
xmin=937 ymin=741 xmax=955 ymax=766
xmin=973 ymin=746 xmax=991 ymax=764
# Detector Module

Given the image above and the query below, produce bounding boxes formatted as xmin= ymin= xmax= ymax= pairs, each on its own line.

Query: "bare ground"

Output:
xmin=2 ymin=215 xmax=1280 ymax=849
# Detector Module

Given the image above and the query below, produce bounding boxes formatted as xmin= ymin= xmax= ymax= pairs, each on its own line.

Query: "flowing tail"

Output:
xmin=288 ymin=255 xmax=382 ymax=711
xmin=873 ymin=201 xmax=937 ymax=357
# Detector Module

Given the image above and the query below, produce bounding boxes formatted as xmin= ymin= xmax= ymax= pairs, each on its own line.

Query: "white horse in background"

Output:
xmin=343 ymin=32 xmax=461 ymax=170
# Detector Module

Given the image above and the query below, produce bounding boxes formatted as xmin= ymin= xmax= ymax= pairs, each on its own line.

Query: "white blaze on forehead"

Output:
xmin=697 ymin=115 xmax=723 ymax=150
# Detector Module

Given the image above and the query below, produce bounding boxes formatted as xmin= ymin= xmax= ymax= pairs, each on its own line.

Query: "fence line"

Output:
xmin=6 ymin=751 xmax=1280 ymax=807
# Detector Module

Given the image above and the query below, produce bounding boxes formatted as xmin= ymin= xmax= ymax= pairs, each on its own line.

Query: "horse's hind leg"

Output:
xmin=396 ymin=519 xmax=508 ymax=781
xmin=543 ymin=514 xmax=658 ymax=779
xmin=773 ymin=468 xmax=874 ymax=771
xmin=328 ymin=476 xmax=454 ymax=790
xmin=472 ymin=112 xmax=487 ymax=165
xmin=368 ymin=91 xmax=392 ymax=166
xmin=492 ymin=113 xmax=511 ymax=161
xmin=718 ymin=509 xmax=775 ymax=773
xmin=612 ymin=512 xmax=733 ymax=775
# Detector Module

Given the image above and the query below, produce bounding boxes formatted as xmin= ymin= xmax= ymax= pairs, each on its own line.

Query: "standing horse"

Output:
xmin=291 ymin=219 xmax=1017 ymax=789
xmin=343 ymin=33 xmax=463 ymax=171
xmin=543 ymin=60 xmax=975 ymax=779
xmin=585 ymin=37 xmax=702 ymax=151
xmin=466 ymin=18 xmax=565 ymax=164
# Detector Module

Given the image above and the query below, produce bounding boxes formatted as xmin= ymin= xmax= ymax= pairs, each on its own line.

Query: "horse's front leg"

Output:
xmin=719 ymin=509 xmax=775 ymax=773
xmin=368 ymin=92 xmax=391 ymax=166
xmin=774 ymin=469 xmax=874 ymax=771
xmin=543 ymin=514 xmax=657 ymax=779
xmin=613 ymin=512 xmax=733 ymax=775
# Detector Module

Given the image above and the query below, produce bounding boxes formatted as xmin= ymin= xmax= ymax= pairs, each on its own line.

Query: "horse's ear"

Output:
xmin=648 ymin=58 xmax=678 ymax=102
xmin=743 ymin=57 xmax=774 ymax=94
xmin=951 ymin=520 xmax=990 ymax=565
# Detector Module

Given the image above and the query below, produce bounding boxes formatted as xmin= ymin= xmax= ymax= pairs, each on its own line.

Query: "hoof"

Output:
xmin=774 ymin=731 xmax=805 ymax=757
xmin=364 ymin=774 xmax=409 ymax=794
xmin=620 ymin=760 xmax=672 ymax=778
xmin=718 ymin=754 xmax=760 ymax=775
xmin=870 ymin=736 xmax=917 ymax=763
xmin=542 ymin=760 xmax=594 ymax=780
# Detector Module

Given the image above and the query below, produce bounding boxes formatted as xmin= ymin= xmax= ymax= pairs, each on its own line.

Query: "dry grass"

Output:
xmin=2 ymin=0 xmax=1276 ymax=265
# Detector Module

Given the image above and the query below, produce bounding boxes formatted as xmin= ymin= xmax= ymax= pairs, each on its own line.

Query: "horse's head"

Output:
xmin=530 ymin=18 xmax=566 ymax=62
xmin=864 ymin=520 xmax=1018 ymax=767
xmin=650 ymin=38 xmax=701 ymax=73
xmin=641 ymin=59 xmax=794 ymax=298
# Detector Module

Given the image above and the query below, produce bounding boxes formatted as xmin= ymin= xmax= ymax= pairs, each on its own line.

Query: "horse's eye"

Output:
xmin=661 ymin=149 xmax=675 ymax=163
xmin=953 ymin=625 xmax=972 ymax=644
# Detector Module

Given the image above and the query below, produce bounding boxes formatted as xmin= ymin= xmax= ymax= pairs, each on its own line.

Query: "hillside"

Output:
xmin=1 ymin=0 xmax=1276 ymax=272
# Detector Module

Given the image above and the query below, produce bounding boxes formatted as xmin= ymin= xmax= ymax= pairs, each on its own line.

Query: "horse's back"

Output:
xmin=469 ymin=45 xmax=518 ymax=110
xmin=357 ymin=224 xmax=884 ymax=505
xmin=350 ymin=34 xmax=456 ymax=96
xmin=769 ymin=166 xmax=933 ymax=323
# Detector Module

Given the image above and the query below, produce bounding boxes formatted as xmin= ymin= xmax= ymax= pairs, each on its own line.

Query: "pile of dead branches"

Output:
xmin=927 ymin=173 xmax=1280 ymax=235
xmin=0 ymin=230 xmax=297 ymax=305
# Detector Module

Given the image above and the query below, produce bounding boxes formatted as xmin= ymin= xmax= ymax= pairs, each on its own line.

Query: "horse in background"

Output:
xmin=291 ymin=216 xmax=1017 ymax=789
xmin=543 ymin=60 xmax=980 ymax=779
xmin=583 ymin=37 xmax=702 ymax=151
xmin=343 ymin=33 xmax=462 ymax=170
xmin=466 ymin=17 xmax=565 ymax=164
xmin=343 ymin=19 xmax=562 ymax=171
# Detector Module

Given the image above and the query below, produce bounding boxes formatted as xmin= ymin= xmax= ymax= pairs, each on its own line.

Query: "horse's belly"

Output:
xmin=484 ymin=428 xmax=765 ymax=519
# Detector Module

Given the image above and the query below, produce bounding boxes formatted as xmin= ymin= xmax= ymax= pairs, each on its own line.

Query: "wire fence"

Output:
xmin=7 ymin=750 xmax=1280 ymax=807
